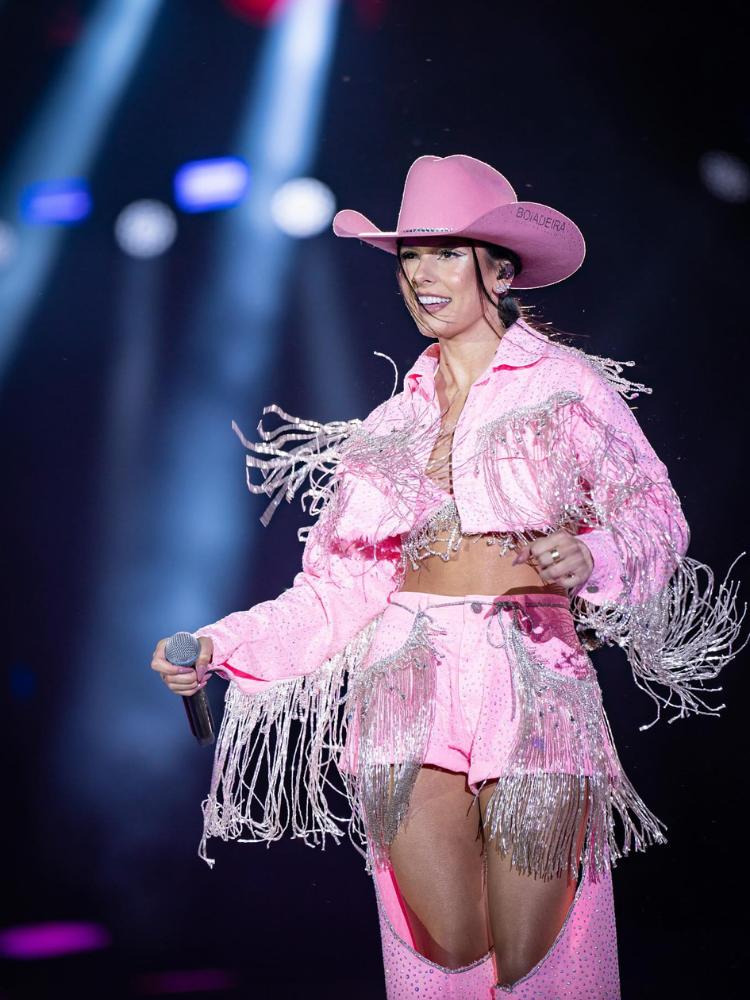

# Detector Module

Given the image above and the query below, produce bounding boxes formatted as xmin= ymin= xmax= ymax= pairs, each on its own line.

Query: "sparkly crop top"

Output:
xmin=401 ymin=495 xmax=546 ymax=572
xmin=400 ymin=419 xmax=543 ymax=572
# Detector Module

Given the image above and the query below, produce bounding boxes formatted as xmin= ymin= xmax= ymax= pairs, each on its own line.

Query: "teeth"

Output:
xmin=418 ymin=296 xmax=451 ymax=304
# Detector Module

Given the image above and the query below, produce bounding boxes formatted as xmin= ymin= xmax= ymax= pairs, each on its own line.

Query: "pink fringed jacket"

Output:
xmin=192 ymin=317 xmax=745 ymax=871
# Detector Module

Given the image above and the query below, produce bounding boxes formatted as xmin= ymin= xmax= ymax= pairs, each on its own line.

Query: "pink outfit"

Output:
xmin=338 ymin=590 xmax=622 ymax=786
xmin=195 ymin=318 xmax=739 ymax=725
xmin=346 ymin=591 xmax=625 ymax=997
xmin=191 ymin=317 xmax=745 ymax=997
xmin=336 ymin=590 xmax=649 ymax=875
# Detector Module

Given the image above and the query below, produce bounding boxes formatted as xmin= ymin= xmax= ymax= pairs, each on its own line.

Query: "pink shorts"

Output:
xmin=340 ymin=589 xmax=601 ymax=795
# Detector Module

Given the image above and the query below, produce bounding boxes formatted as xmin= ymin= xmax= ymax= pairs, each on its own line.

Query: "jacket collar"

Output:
xmin=404 ymin=317 xmax=551 ymax=400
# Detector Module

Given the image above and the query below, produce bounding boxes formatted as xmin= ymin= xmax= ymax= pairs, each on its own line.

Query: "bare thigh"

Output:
xmin=479 ymin=776 xmax=591 ymax=988
xmin=387 ymin=764 xmax=492 ymax=970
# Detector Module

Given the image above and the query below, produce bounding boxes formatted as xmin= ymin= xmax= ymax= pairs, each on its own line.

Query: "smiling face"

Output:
xmin=396 ymin=236 xmax=512 ymax=342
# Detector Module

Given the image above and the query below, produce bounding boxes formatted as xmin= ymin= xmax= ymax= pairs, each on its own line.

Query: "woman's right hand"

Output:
xmin=151 ymin=636 xmax=214 ymax=696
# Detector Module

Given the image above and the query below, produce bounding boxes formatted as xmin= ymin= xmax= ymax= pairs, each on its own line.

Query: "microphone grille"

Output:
xmin=165 ymin=631 xmax=201 ymax=667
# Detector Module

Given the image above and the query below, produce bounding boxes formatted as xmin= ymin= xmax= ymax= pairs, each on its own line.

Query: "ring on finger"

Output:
xmin=550 ymin=548 xmax=561 ymax=563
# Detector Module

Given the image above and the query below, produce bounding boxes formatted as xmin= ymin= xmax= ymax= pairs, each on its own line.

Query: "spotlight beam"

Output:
xmin=0 ymin=0 xmax=163 ymax=388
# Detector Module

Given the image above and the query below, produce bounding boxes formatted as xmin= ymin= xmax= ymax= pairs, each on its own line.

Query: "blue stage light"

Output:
xmin=173 ymin=157 xmax=250 ymax=213
xmin=20 ymin=178 xmax=92 ymax=224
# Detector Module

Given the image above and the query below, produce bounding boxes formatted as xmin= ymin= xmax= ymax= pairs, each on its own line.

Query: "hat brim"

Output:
xmin=331 ymin=202 xmax=585 ymax=290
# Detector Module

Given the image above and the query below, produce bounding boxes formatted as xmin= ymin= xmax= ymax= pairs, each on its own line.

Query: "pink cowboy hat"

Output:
xmin=332 ymin=154 xmax=586 ymax=290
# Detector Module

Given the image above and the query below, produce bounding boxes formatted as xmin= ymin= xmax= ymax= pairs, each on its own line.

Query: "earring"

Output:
xmin=494 ymin=261 xmax=514 ymax=297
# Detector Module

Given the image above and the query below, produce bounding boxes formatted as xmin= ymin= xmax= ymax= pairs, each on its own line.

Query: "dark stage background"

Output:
xmin=2 ymin=1 xmax=748 ymax=997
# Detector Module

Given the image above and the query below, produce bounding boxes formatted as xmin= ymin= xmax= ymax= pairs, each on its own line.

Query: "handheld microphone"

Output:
xmin=165 ymin=632 xmax=215 ymax=747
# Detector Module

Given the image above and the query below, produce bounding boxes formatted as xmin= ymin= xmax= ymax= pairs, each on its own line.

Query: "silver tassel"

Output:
xmin=198 ymin=618 xmax=379 ymax=869
xmin=230 ymin=352 xmax=401 ymax=535
xmin=516 ymin=318 xmax=653 ymax=400
xmin=231 ymin=405 xmax=362 ymax=530
xmin=401 ymin=495 xmax=548 ymax=572
xmin=343 ymin=610 xmax=441 ymax=867
xmin=480 ymin=604 xmax=667 ymax=883
xmin=550 ymin=339 xmax=653 ymax=400
xmin=475 ymin=390 xmax=585 ymax=530
xmin=570 ymin=551 xmax=749 ymax=729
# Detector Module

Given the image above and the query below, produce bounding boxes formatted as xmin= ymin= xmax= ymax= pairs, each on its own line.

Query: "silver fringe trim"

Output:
xmin=230 ymin=351 xmax=400 ymax=538
xmin=543 ymin=333 xmax=653 ymax=400
xmin=570 ymin=551 xmax=749 ymax=729
xmin=481 ymin=602 xmax=668 ymax=883
xmin=197 ymin=619 xmax=379 ymax=869
xmin=401 ymin=495 xmax=551 ymax=572
xmin=342 ymin=609 xmax=442 ymax=867
xmin=231 ymin=406 xmax=362 ymax=534
xmin=475 ymin=390 xmax=587 ymax=530
xmin=514 ymin=316 xmax=653 ymax=399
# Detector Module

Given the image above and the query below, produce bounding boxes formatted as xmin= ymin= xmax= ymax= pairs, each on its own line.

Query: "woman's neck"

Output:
xmin=435 ymin=326 xmax=507 ymax=397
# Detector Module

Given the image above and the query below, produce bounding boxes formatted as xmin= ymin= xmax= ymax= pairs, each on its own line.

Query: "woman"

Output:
xmin=151 ymin=155 xmax=746 ymax=998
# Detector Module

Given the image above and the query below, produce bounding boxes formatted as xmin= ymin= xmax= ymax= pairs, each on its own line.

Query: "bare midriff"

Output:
xmin=399 ymin=536 xmax=569 ymax=599
xmin=398 ymin=404 xmax=568 ymax=600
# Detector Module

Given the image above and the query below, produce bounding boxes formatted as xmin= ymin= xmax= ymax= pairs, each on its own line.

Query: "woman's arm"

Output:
xmin=569 ymin=365 xmax=690 ymax=606
xmin=191 ymin=508 xmax=401 ymax=695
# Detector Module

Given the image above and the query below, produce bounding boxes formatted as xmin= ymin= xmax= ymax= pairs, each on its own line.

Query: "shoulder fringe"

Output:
xmin=523 ymin=319 xmax=653 ymax=400
xmin=197 ymin=617 xmax=379 ymax=870
xmin=231 ymin=353 xmax=400 ymax=535
xmin=570 ymin=552 xmax=749 ymax=730
xmin=231 ymin=404 xmax=361 ymax=532
xmin=556 ymin=343 xmax=653 ymax=401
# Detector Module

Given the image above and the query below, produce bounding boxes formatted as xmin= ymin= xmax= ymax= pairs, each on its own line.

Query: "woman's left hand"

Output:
xmin=512 ymin=529 xmax=594 ymax=591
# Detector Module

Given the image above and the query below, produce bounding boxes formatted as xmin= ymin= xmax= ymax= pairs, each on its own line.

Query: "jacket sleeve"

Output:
xmin=567 ymin=365 xmax=690 ymax=607
xmin=190 ymin=487 xmax=401 ymax=696
xmin=561 ymin=366 xmax=749 ymax=730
